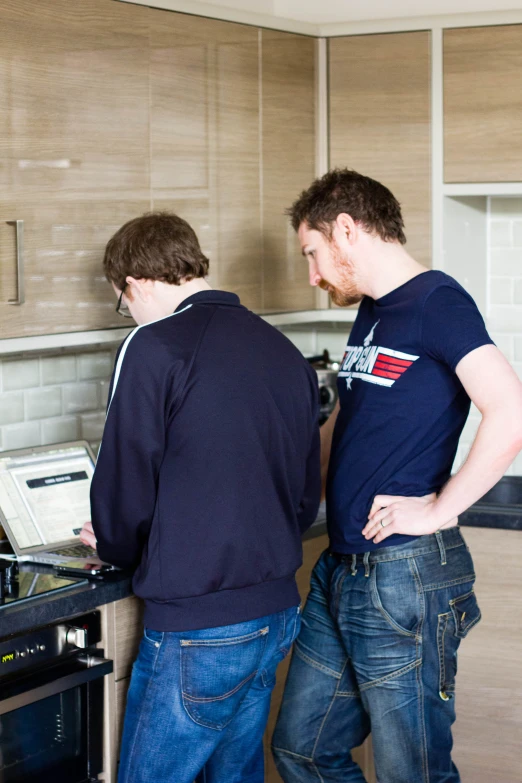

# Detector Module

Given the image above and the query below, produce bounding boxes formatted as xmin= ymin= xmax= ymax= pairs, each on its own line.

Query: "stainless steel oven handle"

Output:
xmin=6 ymin=219 xmax=25 ymax=305
xmin=0 ymin=654 xmax=113 ymax=715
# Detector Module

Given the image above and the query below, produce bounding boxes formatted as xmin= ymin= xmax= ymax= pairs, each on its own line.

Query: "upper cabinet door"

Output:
xmin=329 ymin=32 xmax=431 ymax=268
xmin=261 ymin=30 xmax=316 ymax=313
xmin=0 ymin=0 xmax=150 ymax=338
xmin=149 ymin=11 xmax=263 ymax=312
xmin=444 ymin=25 xmax=522 ymax=183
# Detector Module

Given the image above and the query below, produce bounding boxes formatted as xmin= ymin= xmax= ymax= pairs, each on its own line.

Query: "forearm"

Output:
xmin=320 ymin=400 xmax=340 ymax=499
xmin=433 ymin=411 xmax=522 ymax=527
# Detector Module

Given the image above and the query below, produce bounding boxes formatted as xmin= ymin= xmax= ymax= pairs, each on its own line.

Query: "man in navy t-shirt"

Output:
xmin=273 ymin=169 xmax=522 ymax=783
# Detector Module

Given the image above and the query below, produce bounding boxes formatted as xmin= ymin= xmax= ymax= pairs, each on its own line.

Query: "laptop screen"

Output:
xmin=0 ymin=444 xmax=95 ymax=553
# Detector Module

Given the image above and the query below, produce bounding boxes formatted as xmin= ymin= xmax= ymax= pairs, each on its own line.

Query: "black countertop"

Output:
xmin=2 ymin=477 xmax=520 ymax=640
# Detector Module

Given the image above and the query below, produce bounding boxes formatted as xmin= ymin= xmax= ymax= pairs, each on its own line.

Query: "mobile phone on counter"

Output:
xmin=53 ymin=560 xmax=119 ymax=580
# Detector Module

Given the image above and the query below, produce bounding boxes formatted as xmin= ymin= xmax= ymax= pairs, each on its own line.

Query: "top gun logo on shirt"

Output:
xmin=339 ymin=321 xmax=419 ymax=390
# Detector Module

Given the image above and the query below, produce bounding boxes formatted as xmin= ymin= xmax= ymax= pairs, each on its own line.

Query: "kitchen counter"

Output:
xmin=2 ymin=477 xmax=519 ymax=639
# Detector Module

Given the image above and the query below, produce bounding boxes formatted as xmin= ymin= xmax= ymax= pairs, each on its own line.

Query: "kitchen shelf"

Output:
xmin=261 ymin=308 xmax=358 ymax=327
xmin=443 ymin=182 xmax=522 ymax=197
xmin=0 ymin=308 xmax=358 ymax=356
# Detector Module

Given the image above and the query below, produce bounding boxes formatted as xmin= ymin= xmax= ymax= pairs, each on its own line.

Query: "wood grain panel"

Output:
xmin=149 ymin=10 xmax=262 ymax=311
xmin=444 ymin=25 xmax=522 ymax=183
xmin=261 ymin=30 xmax=316 ymax=313
xmin=115 ymin=676 xmax=131 ymax=761
xmin=452 ymin=527 xmax=522 ymax=782
xmin=113 ymin=595 xmax=144 ymax=681
xmin=0 ymin=0 xmax=149 ymax=337
xmin=329 ymin=32 xmax=431 ymax=268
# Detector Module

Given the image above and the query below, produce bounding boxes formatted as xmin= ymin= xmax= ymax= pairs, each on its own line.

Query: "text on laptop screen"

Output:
xmin=0 ymin=446 xmax=94 ymax=550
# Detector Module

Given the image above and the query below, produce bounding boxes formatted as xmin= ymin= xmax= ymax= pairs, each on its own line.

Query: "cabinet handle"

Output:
xmin=6 ymin=219 xmax=25 ymax=305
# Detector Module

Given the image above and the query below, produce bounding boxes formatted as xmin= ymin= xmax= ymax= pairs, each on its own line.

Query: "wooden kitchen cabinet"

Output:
xmin=444 ymin=25 xmax=522 ymax=183
xmin=0 ymin=0 xmax=150 ymax=338
xmin=329 ymin=31 xmax=432 ymax=268
xmin=452 ymin=526 xmax=522 ymax=782
xmin=261 ymin=30 xmax=317 ymax=313
xmin=148 ymin=10 xmax=316 ymax=314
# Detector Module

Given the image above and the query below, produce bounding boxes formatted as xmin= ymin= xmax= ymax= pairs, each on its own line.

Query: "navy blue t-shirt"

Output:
xmin=327 ymin=270 xmax=494 ymax=553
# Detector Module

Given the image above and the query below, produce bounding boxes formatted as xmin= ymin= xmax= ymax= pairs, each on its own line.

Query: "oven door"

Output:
xmin=0 ymin=651 xmax=113 ymax=783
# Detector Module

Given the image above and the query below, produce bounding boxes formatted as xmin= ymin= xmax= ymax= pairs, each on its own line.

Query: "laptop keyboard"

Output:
xmin=47 ymin=543 xmax=97 ymax=558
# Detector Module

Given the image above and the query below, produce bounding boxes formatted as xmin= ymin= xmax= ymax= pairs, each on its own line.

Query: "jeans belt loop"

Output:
xmin=350 ymin=553 xmax=357 ymax=576
xmin=363 ymin=551 xmax=371 ymax=578
xmin=435 ymin=530 xmax=447 ymax=566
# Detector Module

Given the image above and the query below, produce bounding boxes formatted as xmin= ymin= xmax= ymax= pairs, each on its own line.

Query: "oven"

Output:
xmin=0 ymin=611 xmax=112 ymax=783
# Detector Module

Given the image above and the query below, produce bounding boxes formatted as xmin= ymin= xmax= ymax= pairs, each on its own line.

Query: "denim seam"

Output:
xmin=337 ymin=690 xmax=360 ymax=697
xmin=423 ymin=574 xmax=476 ymax=592
xmin=333 ymin=566 xmax=350 ymax=619
xmin=359 ymin=658 xmax=422 ymax=692
xmin=125 ymin=639 xmax=164 ymax=774
xmin=370 ymin=564 xmax=419 ymax=639
xmin=366 ymin=540 xmax=464 ymax=563
xmin=271 ymin=746 xmax=314 ymax=763
xmin=311 ymin=659 xmax=350 ymax=773
xmin=179 ymin=627 xmax=269 ymax=647
xmin=294 ymin=645 xmax=343 ymax=679
xmin=182 ymin=670 xmax=257 ymax=703
xmin=409 ymin=557 xmax=426 ymax=659
xmin=437 ymin=612 xmax=450 ymax=695
xmin=416 ymin=654 xmax=430 ymax=783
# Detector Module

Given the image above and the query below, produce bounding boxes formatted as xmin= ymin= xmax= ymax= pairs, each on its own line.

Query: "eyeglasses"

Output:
xmin=116 ymin=283 xmax=132 ymax=318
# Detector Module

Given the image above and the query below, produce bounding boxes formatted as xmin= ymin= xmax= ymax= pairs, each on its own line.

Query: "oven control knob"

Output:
xmin=19 ymin=650 xmax=27 ymax=658
xmin=66 ymin=627 xmax=88 ymax=649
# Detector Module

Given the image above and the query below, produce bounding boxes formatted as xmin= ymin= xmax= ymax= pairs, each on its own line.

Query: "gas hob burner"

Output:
xmin=0 ymin=558 xmax=83 ymax=608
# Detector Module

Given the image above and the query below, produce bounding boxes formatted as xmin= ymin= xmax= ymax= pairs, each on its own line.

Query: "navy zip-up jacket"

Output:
xmin=91 ymin=290 xmax=321 ymax=631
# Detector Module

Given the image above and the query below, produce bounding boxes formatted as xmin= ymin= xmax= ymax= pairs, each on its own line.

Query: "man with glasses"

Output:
xmin=80 ymin=211 xmax=321 ymax=783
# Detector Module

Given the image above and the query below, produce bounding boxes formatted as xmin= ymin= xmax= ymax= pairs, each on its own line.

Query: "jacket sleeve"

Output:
xmin=296 ymin=371 xmax=322 ymax=535
xmin=90 ymin=331 xmax=171 ymax=569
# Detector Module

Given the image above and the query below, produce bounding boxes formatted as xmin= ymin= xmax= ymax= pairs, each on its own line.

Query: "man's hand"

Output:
xmin=362 ymin=493 xmax=444 ymax=544
xmin=79 ymin=521 xmax=97 ymax=550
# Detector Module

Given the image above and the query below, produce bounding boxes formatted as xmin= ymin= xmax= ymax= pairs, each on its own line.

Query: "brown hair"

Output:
xmin=103 ymin=211 xmax=209 ymax=290
xmin=287 ymin=168 xmax=406 ymax=245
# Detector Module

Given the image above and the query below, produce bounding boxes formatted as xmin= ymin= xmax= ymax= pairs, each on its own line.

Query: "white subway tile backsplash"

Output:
xmin=78 ymin=352 xmax=113 ymax=381
xmin=316 ymin=330 xmax=349 ymax=362
xmin=487 ymin=305 xmax=522 ymax=334
xmin=513 ymin=279 xmax=522 ymax=305
xmin=25 ymin=387 xmax=62 ymax=420
xmin=99 ymin=381 xmax=110 ymax=408
xmin=80 ymin=412 xmax=106 ymax=442
xmin=0 ymin=394 xmax=24 ymax=426
xmin=489 ymin=248 xmax=522 ymax=277
xmin=2 ymin=422 xmax=40 ymax=451
xmin=513 ymin=221 xmax=522 ymax=247
xmin=63 ymin=383 xmax=99 ymax=414
xmin=490 ymin=220 xmax=512 ymax=247
xmin=490 ymin=197 xmax=522 ymax=217
xmin=3 ymin=359 xmax=40 ymax=392
xmin=41 ymin=356 xmax=77 ymax=385
xmin=489 ymin=277 xmax=513 ymax=305
xmin=41 ymin=416 xmax=79 ymax=445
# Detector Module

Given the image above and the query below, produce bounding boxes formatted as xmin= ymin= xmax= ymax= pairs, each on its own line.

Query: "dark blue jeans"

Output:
xmin=272 ymin=527 xmax=481 ymax=783
xmin=118 ymin=606 xmax=300 ymax=783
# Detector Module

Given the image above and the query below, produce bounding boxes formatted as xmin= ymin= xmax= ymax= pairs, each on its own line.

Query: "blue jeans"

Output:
xmin=118 ymin=606 xmax=301 ymax=783
xmin=272 ymin=528 xmax=481 ymax=783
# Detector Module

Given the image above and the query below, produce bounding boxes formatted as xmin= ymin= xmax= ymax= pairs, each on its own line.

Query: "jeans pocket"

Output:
xmin=143 ymin=628 xmax=164 ymax=646
xmin=437 ymin=587 xmax=481 ymax=700
xmin=450 ymin=589 xmax=481 ymax=638
xmin=180 ymin=626 xmax=269 ymax=730
xmin=370 ymin=558 xmax=423 ymax=638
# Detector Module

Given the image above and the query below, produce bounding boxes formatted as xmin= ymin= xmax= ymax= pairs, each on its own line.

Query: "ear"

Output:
xmin=126 ymin=277 xmax=153 ymax=303
xmin=334 ymin=213 xmax=358 ymax=246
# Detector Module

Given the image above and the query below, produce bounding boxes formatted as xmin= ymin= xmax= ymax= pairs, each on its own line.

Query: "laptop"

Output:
xmin=0 ymin=441 xmax=101 ymax=565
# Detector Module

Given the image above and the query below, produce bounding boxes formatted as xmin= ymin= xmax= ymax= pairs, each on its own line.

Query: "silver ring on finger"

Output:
xmin=380 ymin=519 xmax=386 ymax=528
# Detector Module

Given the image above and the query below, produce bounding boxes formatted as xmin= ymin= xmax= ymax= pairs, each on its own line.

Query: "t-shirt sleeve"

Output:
xmin=421 ymin=285 xmax=495 ymax=371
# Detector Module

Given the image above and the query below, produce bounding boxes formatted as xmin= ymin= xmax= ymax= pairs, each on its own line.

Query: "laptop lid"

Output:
xmin=0 ymin=441 xmax=96 ymax=557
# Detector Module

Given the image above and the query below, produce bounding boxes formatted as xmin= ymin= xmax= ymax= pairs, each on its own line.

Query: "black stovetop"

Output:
xmin=0 ymin=559 xmax=86 ymax=609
